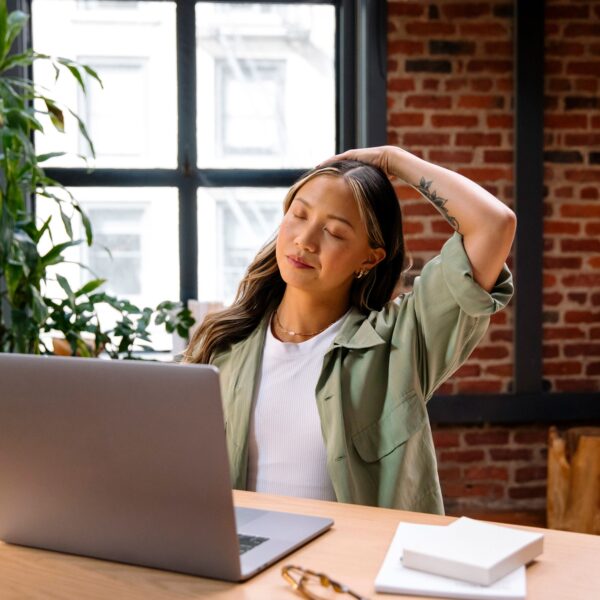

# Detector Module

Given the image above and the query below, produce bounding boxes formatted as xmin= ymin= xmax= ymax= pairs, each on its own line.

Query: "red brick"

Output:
xmin=486 ymin=364 xmax=513 ymax=377
xmin=544 ymin=274 xmax=557 ymax=287
xmin=388 ymin=77 xmax=416 ymax=92
xmin=406 ymin=238 xmax=444 ymax=252
xmin=548 ymin=77 xmax=571 ymax=92
xmin=388 ymin=2 xmax=424 ymax=17
xmin=564 ymin=134 xmax=600 ymax=146
xmin=405 ymin=22 xmax=456 ymax=36
xmin=457 ymin=380 xmax=503 ymax=393
xmin=554 ymin=379 xmax=600 ymax=392
xmin=543 ymin=344 xmax=559 ymax=359
xmin=467 ymin=60 xmax=512 ymax=75
xmin=586 ymin=363 xmax=600 ymax=376
xmin=561 ymin=204 xmax=600 ymax=218
xmin=457 ymin=167 xmax=512 ymax=181
xmin=544 ymin=257 xmax=582 ymax=269
xmin=567 ymin=62 xmax=600 ymax=77
xmin=547 ymin=5 xmax=589 ymax=19
xmin=429 ymin=150 xmax=474 ymax=164
xmin=585 ymin=222 xmax=600 ymax=236
xmin=401 ymin=202 xmax=436 ymax=216
xmin=440 ymin=450 xmax=485 ymax=463
xmin=487 ymin=114 xmax=513 ymax=128
xmin=403 ymin=132 xmax=451 ymax=147
xmin=513 ymin=430 xmax=548 ymax=444
xmin=554 ymin=187 xmax=573 ymax=199
xmin=484 ymin=150 xmax=513 ymax=163
xmin=562 ymin=274 xmax=600 ymax=287
xmin=460 ymin=23 xmax=508 ymax=37
xmin=464 ymin=466 xmax=509 ymax=481
xmin=405 ymin=95 xmax=452 ymax=109
xmin=456 ymin=133 xmax=502 ymax=147
xmin=590 ymin=257 xmax=600 ymax=269
xmin=442 ymin=483 xmax=504 ymax=500
xmin=389 ymin=113 xmax=425 ymax=127
xmin=442 ymin=3 xmax=490 ymax=19
xmin=567 ymin=292 xmax=587 ymax=305
xmin=454 ymin=364 xmax=481 ymax=378
xmin=431 ymin=114 xmax=478 ymax=128
xmin=565 ymin=170 xmax=600 ymax=183
xmin=515 ymin=466 xmax=547 ymax=483
xmin=544 ymin=114 xmax=588 ymax=129
xmin=490 ymin=330 xmax=513 ymax=343
xmin=543 ymin=292 xmax=563 ymax=306
xmin=574 ymin=78 xmax=598 ymax=93
xmin=545 ymin=60 xmax=563 ymax=75
xmin=422 ymin=79 xmax=440 ymax=91
xmin=490 ymin=448 xmax=532 ymax=461
xmin=457 ymin=95 xmax=504 ymax=110
xmin=543 ymin=362 xmax=582 ymax=376
xmin=508 ymin=486 xmax=546 ymax=500
xmin=402 ymin=221 xmax=424 ymax=235
xmin=484 ymin=41 xmax=512 ymax=56
xmin=438 ymin=467 xmax=461 ymax=482
xmin=561 ymin=239 xmax=600 ymax=253
xmin=471 ymin=78 xmax=494 ymax=92
xmin=470 ymin=346 xmax=509 ymax=360
xmin=543 ymin=221 xmax=580 ymax=235
xmin=564 ymin=344 xmax=600 ymax=357
xmin=465 ymin=431 xmax=509 ymax=446
xmin=581 ymin=187 xmax=599 ymax=200
xmin=388 ymin=40 xmax=425 ymax=55
xmin=565 ymin=311 xmax=600 ymax=323
xmin=545 ymin=42 xmax=585 ymax=57
xmin=592 ymin=328 xmax=600 ymax=340
xmin=490 ymin=311 xmax=508 ymax=325
xmin=543 ymin=327 xmax=585 ymax=340
xmin=432 ymin=431 xmax=461 ymax=448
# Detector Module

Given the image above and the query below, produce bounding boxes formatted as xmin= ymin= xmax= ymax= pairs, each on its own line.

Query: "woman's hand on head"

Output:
xmin=318 ymin=145 xmax=404 ymax=178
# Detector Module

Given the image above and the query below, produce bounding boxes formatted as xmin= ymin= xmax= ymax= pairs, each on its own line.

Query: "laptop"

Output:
xmin=0 ymin=353 xmax=333 ymax=581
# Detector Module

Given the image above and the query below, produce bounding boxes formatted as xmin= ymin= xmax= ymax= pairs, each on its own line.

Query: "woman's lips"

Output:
xmin=287 ymin=256 xmax=314 ymax=269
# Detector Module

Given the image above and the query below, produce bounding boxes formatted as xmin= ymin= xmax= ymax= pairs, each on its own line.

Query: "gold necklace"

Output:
xmin=274 ymin=309 xmax=334 ymax=338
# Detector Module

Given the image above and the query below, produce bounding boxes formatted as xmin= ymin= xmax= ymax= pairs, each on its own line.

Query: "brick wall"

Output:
xmin=387 ymin=0 xmax=599 ymax=515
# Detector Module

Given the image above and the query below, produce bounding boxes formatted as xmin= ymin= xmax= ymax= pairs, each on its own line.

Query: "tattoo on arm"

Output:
xmin=415 ymin=176 xmax=460 ymax=232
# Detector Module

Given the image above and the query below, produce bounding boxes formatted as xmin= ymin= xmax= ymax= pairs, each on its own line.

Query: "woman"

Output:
xmin=185 ymin=145 xmax=515 ymax=514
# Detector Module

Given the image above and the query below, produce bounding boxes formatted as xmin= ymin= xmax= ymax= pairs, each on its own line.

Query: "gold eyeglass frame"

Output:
xmin=281 ymin=565 xmax=370 ymax=600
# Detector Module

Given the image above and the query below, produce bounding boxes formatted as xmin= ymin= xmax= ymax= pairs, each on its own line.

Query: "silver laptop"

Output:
xmin=0 ymin=353 xmax=333 ymax=581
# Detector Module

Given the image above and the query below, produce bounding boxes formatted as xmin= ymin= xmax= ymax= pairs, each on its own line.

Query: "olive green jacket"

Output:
xmin=212 ymin=233 xmax=513 ymax=514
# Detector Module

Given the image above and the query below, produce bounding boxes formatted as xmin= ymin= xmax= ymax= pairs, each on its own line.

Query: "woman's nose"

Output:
xmin=295 ymin=226 xmax=318 ymax=253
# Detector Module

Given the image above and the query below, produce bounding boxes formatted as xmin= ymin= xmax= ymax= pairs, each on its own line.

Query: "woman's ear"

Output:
xmin=361 ymin=247 xmax=386 ymax=270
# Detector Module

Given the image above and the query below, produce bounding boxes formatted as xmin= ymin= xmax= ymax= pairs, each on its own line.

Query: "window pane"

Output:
xmin=197 ymin=3 xmax=335 ymax=168
xmin=197 ymin=188 xmax=286 ymax=304
xmin=32 ymin=0 xmax=177 ymax=169
xmin=38 ymin=188 xmax=179 ymax=350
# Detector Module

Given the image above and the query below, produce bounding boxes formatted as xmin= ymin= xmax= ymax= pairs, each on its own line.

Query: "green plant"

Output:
xmin=0 ymin=0 xmax=99 ymax=353
xmin=44 ymin=276 xmax=195 ymax=360
xmin=0 ymin=1 xmax=196 ymax=357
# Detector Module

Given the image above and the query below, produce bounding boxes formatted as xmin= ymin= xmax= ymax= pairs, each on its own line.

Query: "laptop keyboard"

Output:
xmin=238 ymin=534 xmax=269 ymax=555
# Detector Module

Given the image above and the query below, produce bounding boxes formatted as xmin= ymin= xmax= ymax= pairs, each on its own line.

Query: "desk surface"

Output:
xmin=2 ymin=490 xmax=599 ymax=599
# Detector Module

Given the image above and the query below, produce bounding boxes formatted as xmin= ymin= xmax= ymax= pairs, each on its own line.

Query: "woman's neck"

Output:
xmin=273 ymin=289 xmax=350 ymax=342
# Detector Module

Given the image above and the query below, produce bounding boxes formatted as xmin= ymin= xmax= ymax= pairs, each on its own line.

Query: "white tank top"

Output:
xmin=246 ymin=311 xmax=348 ymax=501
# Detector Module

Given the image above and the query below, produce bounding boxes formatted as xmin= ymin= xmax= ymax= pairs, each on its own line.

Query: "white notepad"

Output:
xmin=375 ymin=522 xmax=527 ymax=600
xmin=402 ymin=517 xmax=544 ymax=586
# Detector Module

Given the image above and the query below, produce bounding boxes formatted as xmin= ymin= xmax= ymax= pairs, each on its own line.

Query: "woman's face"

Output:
xmin=275 ymin=175 xmax=385 ymax=301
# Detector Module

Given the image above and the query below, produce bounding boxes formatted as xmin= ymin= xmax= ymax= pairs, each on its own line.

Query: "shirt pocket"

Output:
xmin=351 ymin=390 xmax=426 ymax=463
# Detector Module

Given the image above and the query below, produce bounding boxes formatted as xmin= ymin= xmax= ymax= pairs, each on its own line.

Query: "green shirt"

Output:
xmin=212 ymin=232 xmax=513 ymax=514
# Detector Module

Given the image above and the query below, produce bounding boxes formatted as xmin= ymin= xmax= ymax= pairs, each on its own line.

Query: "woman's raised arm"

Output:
xmin=321 ymin=145 xmax=516 ymax=292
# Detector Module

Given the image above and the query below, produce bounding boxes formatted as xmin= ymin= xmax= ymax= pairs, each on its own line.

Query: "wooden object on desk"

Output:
xmin=547 ymin=426 xmax=600 ymax=535
xmin=1 ymin=490 xmax=599 ymax=600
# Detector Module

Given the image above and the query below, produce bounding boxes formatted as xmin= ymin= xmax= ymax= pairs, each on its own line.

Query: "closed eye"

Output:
xmin=325 ymin=228 xmax=344 ymax=240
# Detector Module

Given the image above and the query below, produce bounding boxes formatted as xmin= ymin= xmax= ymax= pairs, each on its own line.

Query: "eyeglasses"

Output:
xmin=281 ymin=565 xmax=370 ymax=600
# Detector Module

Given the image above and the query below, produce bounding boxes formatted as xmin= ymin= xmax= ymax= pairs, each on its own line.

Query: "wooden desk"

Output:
xmin=1 ymin=490 xmax=599 ymax=599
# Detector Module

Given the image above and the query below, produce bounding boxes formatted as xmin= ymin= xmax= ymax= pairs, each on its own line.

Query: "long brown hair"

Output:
xmin=184 ymin=161 xmax=405 ymax=364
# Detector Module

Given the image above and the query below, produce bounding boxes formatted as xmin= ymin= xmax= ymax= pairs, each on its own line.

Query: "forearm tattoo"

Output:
xmin=415 ymin=176 xmax=460 ymax=232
